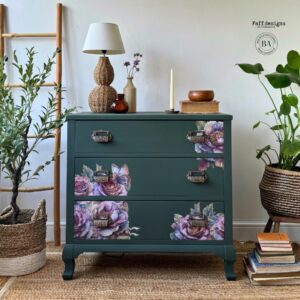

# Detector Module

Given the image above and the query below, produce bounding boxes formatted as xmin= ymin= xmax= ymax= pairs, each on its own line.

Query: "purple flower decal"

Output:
xmin=74 ymin=203 xmax=93 ymax=238
xmin=74 ymin=175 xmax=93 ymax=196
xmin=197 ymin=158 xmax=224 ymax=172
xmin=198 ymin=159 xmax=210 ymax=172
xmin=171 ymin=215 xmax=210 ymax=240
xmin=75 ymin=164 xmax=131 ymax=197
xmin=209 ymin=214 xmax=224 ymax=240
xmin=195 ymin=121 xmax=224 ymax=153
xmin=170 ymin=203 xmax=224 ymax=241
xmin=94 ymin=181 xmax=127 ymax=196
xmin=73 ymin=201 xmax=139 ymax=240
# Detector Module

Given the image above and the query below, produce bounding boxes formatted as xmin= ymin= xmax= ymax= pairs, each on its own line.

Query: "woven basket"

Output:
xmin=0 ymin=199 xmax=47 ymax=276
xmin=260 ymin=165 xmax=300 ymax=217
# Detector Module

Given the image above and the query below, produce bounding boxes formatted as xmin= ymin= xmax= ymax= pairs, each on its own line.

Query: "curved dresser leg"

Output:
xmin=224 ymin=259 xmax=236 ymax=280
xmin=62 ymin=258 xmax=75 ymax=280
xmin=224 ymin=245 xmax=237 ymax=280
xmin=62 ymin=244 xmax=75 ymax=280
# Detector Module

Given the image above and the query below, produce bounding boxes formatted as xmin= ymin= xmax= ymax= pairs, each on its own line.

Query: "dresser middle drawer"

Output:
xmin=74 ymin=157 xmax=224 ymax=199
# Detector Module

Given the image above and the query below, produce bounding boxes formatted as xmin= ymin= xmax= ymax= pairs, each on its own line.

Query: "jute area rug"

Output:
xmin=1 ymin=241 xmax=300 ymax=300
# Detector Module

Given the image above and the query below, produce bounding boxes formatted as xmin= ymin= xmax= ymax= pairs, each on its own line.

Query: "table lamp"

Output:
xmin=83 ymin=22 xmax=125 ymax=112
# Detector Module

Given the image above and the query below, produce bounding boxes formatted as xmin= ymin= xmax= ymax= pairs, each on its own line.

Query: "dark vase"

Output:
xmin=110 ymin=93 xmax=129 ymax=113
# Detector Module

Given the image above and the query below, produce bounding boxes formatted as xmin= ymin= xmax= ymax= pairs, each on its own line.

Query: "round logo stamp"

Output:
xmin=255 ymin=32 xmax=278 ymax=55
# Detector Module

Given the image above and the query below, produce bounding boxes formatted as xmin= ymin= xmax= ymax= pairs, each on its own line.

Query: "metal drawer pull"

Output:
xmin=189 ymin=218 xmax=206 ymax=227
xmin=93 ymin=217 xmax=109 ymax=228
xmin=186 ymin=130 xmax=205 ymax=143
xmin=93 ymin=170 xmax=111 ymax=183
xmin=186 ymin=170 xmax=207 ymax=183
xmin=91 ymin=130 xmax=113 ymax=143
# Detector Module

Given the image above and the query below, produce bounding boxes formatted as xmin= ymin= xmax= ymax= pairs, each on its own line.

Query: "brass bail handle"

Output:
xmin=186 ymin=170 xmax=208 ymax=183
xmin=91 ymin=130 xmax=113 ymax=143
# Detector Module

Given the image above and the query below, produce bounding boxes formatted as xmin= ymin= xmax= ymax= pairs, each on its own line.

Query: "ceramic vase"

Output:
xmin=123 ymin=77 xmax=136 ymax=112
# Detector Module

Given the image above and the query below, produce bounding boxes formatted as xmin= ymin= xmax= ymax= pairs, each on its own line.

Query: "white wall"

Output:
xmin=1 ymin=0 xmax=300 ymax=241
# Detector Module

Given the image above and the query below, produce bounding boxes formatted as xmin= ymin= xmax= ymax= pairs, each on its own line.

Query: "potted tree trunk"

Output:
xmin=238 ymin=50 xmax=300 ymax=218
xmin=0 ymin=48 xmax=74 ymax=276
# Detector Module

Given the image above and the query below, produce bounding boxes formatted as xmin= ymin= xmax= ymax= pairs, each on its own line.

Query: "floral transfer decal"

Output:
xmin=75 ymin=164 xmax=131 ymax=196
xmin=195 ymin=121 xmax=224 ymax=153
xmin=74 ymin=201 xmax=140 ymax=240
xmin=197 ymin=158 xmax=224 ymax=172
xmin=170 ymin=202 xmax=224 ymax=240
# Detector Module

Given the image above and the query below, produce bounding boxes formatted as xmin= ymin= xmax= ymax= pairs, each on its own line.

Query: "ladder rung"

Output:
xmin=2 ymin=33 xmax=56 ymax=38
xmin=0 ymin=185 xmax=54 ymax=192
xmin=28 ymin=134 xmax=55 ymax=139
xmin=5 ymin=82 xmax=56 ymax=88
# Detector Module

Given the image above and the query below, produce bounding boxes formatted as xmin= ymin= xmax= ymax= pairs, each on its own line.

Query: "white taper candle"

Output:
xmin=170 ymin=68 xmax=174 ymax=110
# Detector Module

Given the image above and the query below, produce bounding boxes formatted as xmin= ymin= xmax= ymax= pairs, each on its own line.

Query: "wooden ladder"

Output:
xmin=0 ymin=3 xmax=63 ymax=246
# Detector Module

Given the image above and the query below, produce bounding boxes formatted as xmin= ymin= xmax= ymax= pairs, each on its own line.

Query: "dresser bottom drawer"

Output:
xmin=72 ymin=200 xmax=225 ymax=243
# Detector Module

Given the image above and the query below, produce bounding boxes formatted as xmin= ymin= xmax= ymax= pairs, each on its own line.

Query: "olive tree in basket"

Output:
xmin=238 ymin=50 xmax=300 ymax=217
xmin=0 ymin=47 xmax=74 ymax=224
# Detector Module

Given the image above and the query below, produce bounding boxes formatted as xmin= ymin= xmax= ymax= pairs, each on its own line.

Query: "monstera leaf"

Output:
xmin=276 ymin=64 xmax=300 ymax=85
xmin=265 ymin=72 xmax=291 ymax=89
xmin=237 ymin=63 xmax=264 ymax=74
xmin=287 ymin=50 xmax=300 ymax=70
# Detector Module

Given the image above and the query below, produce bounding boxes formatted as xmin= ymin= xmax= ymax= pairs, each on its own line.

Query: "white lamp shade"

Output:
xmin=82 ymin=22 xmax=125 ymax=55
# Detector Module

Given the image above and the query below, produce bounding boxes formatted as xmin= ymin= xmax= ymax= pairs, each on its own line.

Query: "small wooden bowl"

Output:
xmin=188 ymin=90 xmax=214 ymax=102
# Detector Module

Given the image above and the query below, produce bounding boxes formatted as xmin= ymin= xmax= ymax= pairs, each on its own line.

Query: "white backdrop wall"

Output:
xmin=1 ymin=0 xmax=300 ymax=241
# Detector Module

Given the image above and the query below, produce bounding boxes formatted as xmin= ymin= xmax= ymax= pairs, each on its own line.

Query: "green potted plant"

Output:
xmin=238 ymin=50 xmax=300 ymax=218
xmin=0 ymin=47 xmax=74 ymax=276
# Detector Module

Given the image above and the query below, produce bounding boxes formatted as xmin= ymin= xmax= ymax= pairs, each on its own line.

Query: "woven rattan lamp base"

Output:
xmin=88 ymin=85 xmax=117 ymax=112
xmin=88 ymin=56 xmax=117 ymax=113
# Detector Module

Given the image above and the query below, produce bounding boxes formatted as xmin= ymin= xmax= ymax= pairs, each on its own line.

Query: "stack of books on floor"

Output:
xmin=244 ymin=232 xmax=300 ymax=285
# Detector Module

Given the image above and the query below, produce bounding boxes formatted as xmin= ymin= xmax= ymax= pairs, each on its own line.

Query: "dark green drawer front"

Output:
xmin=74 ymin=120 xmax=225 ymax=154
xmin=73 ymin=200 xmax=224 ymax=243
xmin=74 ymin=157 xmax=224 ymax=199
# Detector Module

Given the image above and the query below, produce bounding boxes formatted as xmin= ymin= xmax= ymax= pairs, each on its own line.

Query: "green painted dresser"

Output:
xmin=62 ymin=112 xmax=236 ymax=280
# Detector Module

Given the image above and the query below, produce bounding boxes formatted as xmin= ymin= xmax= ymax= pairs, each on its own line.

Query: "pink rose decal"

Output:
xmin=73 ymin=201 xmax=139 ymax=240
xmin=195 ymin=121 xmax=224 ymax=153
xmin=170 ymin=203 xmax=224 ymax=241
xmin=74 ymin=176 xmax=93 ymax=196
xmin=74 ymin=164 xmax=131 ymax=197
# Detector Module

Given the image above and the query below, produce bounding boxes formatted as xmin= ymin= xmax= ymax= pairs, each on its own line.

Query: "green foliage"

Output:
xmin=237 ymin=63 xmax=264 ymax=74
xmin=238 ymin=50 xmax=300 ymax=170
xmin=0 ymin=47 xmax=76 ymax=222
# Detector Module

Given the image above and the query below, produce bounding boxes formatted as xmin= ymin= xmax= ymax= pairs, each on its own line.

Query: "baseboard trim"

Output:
xmin=46 ymin=221 xmax=300 ymax=243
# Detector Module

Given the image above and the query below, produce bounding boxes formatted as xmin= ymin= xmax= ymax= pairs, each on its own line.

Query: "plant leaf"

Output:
xmin=284 ymin=94 xmax=298 ymax=107
xmin=281 ymin=140 xmax=300 ymax=157
xmin=287 ymin=50 xmax=300 ymax=70
xmin=271 ymin=124 xmax=288 ymax=130
xmin=265 ymin=72 xmax=291 ymax=89
xmin=253 ymin=121 xmax=260 ymax=129
xmin=265 ymin=109 xmax=276 ymax=115
xmin=276 ymin=64 xmax=287 ymax=73
xmin=280 ymin=101 xmax=291 ymax=115
xmin=256 ymin=145 xmax=271 ymax=159
xmin=237 ymin=63 xmax=264 ymax=75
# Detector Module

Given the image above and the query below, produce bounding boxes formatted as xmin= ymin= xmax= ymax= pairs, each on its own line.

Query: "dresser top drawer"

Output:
xmin=71 ymin=120 xmax=229 ymax=154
